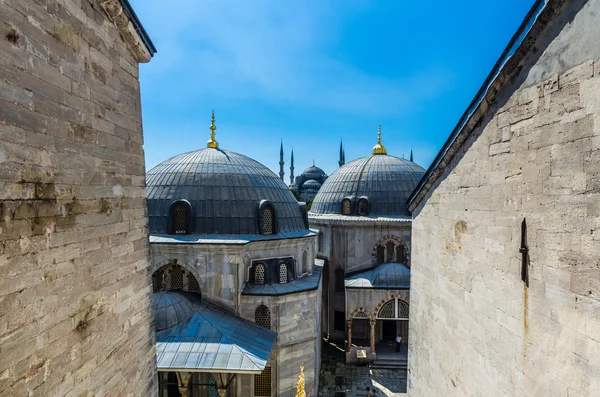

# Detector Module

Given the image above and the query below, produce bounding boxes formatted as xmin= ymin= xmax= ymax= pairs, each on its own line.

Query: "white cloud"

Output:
xmin=132 ymin=0 xmax=452 ymax=116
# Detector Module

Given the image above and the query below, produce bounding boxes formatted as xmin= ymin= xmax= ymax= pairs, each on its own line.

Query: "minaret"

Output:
xmin=279 ymin=140 xmax=285 ymax=181
xmin=207 ymin=110 xmax=218 ymax=149
xmin=290 ymin=149 xmax=295 ymax=185
xmin=410 ymin=149 xmax=414 ymax=162
xmin=338 ymin=140 xmax=345 ymax=167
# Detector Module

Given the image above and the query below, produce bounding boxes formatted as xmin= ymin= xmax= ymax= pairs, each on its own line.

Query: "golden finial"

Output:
xmin=207 ymin=110 xmax=219 ymax=149
xmin=295 ymin=365 xmax=306 ymax=397
xmin=372 ymin=124 xmax=387 ymax=155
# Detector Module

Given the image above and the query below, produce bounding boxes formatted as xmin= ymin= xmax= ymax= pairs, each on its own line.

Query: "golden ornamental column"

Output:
xmin=346 ymin=319 xmax=353 ymax=353
xmin=370 ymin=320 xmax=376 ymax=355
xmin=295 ymin=365 xmax=306 ymax=397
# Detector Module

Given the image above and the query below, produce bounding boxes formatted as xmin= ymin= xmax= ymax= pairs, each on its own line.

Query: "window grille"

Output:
xmin=173 ymin=204 xmax=187 ymax=234
xmin=358 ymin=199 xmax=368 ymax=216
xmin=352 ymin=319 xmax=369 ymax=339
xmin=302 ymin=250 xmax=308 ymax=274
xmin=396 ymin=244 xmax=406 ymax=264
xmin=342 ymin=199 xmax=351 ymax=215
xmin=279 ymin=263 xmax=288 ymax=283
xmin=262 ymin=206 xmax=274 ymax=235
xmin=353 ymin=311 xmax=368 ymax=319
xmin=255 ymin=305 xmax=271 ymax=329
xmin=378 ymin=299 xmax=395 ymax=319
xmin=386 ymin=241 xmax=395 ymax=263
xmin=398 ymin=300 xmax=409 ymax=319
xmin=255 ymin=264 xmax=265 ymax=284
xmin=334 ymin=268 xmax=345 ymax=293
xmin=208 ymin=375 xmax=219 ymax=397
xmin=152 ymin=270 xmax=166 ymax=292
xmin=170 ymin=265 xmax=184 ymax=290
xmin=376 ymin=245 xmax=385 ymax=265
xmin=318 ymin=232 xmax=323 ymax=252
xmin=254 ymin=367 xmax=271 ymax=397
xmin=187 ymin=273 xmax=200 ymax=293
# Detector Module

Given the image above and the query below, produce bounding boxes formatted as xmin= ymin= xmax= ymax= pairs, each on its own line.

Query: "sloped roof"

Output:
xmin=155 ymin=292 xmax=276 ymax=373
xmin=241 ymin=263 xmax=323 ymax=296
xmin=345 ymin=263 xmax=410 ymax=289
xmin=408 ymin=0 xmax=559 ymax=210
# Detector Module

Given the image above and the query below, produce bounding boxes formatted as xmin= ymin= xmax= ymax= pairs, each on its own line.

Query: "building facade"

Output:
xmin=408 ymin=0 xmax=600 ymax=395
xmin=0 ymin=1 xmax=157 ymax=396
xmin=146 ymin=114 xmax=322 ymax=397
xmin=309 ymin=129 xmax=425 ymax=364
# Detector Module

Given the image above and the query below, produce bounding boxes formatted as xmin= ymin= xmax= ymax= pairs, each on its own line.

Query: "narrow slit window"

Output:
xmin=254 ymin=367 xmax=271 ymax=397
xmin=279 ymin=263 xmax=288 ymax=283
xmin=396 ymin=244 xmax=406 ymax=264
xmin=255 ymin=264 xmax=265 ymax=284
xmin=342 ymin=199 xmax=351 ymax=215
xmin=358 ymin=199 xmax=368 ymax=216
xmin=386 ymin=241 xmax=395 ymax=263
xmin=302 ymin=250 xmax=308 ymax=274
xmin=170 ymin=265 xmax=184 ymax=290
xmin=262 ymin=205 xmax=274 ymax=235
xmin=376 ymin=245 xmax=385 ymax=265
xmin=173 ymin=203 xmax=188 ymax=234
xmin=187 ymin=273 xmax=200 ymax=293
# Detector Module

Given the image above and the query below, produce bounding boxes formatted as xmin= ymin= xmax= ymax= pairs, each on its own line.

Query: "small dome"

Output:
xmin=303 ymin=179 xmax=321 ymax=188
xmin=301 ymin=164 xmax=326 ymax=179
xmin=146 ymin=148 xmax=307 ymax=235
xmin=310 ymin=155 xmax=425 ymax=217
xmin=153 ymin=291 xmax=194 ymax=331
xmin=372 ymin=263 xmax=410 ymax=288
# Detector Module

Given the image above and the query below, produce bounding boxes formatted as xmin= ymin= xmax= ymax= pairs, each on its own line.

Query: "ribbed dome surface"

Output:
xmin=153 ymin=291 xmax=194 ymax=331
xmin=372 ymin=263 xmax=410 ymax=289
xmin=146 ymin=148 xmax=307 ymax=235
xmin=303 ymin=179 xmax=321 ymax=187
xmin=301 ymin=165 xmax=326 ymax=178
xmin=310 ymin=155 xmax=425 ymax=216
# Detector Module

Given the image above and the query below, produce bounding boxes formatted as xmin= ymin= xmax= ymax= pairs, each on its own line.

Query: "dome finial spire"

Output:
xmin=372 ymin=124 xmax=387 ymax=155
xmin=207 ymin=110 xmax=218 ymax=149
xmin=312 ymin=159 xmax=315 ymax=167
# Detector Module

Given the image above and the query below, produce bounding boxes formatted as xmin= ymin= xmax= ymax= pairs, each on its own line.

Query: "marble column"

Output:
xmin=370 ymin=320 xmax=376 ymax=355
xmin=346 ymin=319 xmax=353 ymax=353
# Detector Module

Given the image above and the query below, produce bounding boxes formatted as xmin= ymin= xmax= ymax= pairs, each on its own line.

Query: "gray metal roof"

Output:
xmin=310 ymin=155 xmax=425 ymax=217
xmin=301 ymin=165 xmax=326 ymax=178
xmin=149 ymin=229 xmax=315 ymax=245
xmin=146 ymin=148 xmax=308 ymax=235
xmin=155 ymin=292 xmax=276 ymax=373
xmin=242 ymin=263 xmax=323 ymax=296
xmin=154 ymin=291 xmax=194 ymax=331
xmin=345 ymin=263 xmax=410 ymax=289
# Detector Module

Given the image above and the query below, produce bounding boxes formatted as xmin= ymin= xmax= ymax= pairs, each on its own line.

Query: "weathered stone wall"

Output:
xmin=0 ymin=1 xmax=155 ymax=395
xmin=409 ymin=1 xmax=600 ymax=395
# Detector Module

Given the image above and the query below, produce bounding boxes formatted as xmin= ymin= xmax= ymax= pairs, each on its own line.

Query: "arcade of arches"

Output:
xmin=346 ymin=297 xmax=409 ymax=356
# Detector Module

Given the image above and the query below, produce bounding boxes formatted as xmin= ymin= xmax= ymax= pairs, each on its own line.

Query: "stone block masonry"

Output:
xmin=0 ymin=1 xmax=155 ymax=396
xmin=408 ymin=1 xmax=600 ymax=395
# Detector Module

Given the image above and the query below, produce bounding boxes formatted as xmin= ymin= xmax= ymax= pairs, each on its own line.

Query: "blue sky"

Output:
xmin=131 ymin=0 xmax=536 ymax=177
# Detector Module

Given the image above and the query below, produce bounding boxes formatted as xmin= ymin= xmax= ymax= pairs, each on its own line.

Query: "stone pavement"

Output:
xmin=319 ymin=339 xmax=407 ymax=396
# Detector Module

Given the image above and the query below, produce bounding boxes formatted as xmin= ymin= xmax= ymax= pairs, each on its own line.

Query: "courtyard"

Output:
xmin=319 ymin=339 xmax=407 ymax=396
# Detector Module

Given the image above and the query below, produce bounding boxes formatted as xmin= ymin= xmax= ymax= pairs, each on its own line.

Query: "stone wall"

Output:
xmin=0 ymin=1 xmax=155 ymax=395
xmin=409 ymin=1 xmax=600 ymax=395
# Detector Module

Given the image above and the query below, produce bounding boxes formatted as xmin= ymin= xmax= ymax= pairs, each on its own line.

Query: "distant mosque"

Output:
xmin=278 ymin=139 xmax=415 ymax=205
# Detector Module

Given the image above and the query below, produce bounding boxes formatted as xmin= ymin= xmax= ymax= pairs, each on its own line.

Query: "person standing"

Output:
xmin=366 ymin=387 xmax=374 ymax=397
xmin=396 ymin=334 xmax=402 ymax=353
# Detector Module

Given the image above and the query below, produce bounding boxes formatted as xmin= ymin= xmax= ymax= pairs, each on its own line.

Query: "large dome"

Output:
xmin=301 ymin=165 xmax=326 ymax=179
xmin=146 ymin=148 xmax=307 ymax=235
xmin=310 ymin=154 xmax=425 ymax=217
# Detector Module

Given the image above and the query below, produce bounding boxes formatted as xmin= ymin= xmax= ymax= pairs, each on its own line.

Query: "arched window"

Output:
xmin=255 ymin=264 xmax=265 ymax=284
xmin=396 ymin=245 xmax=406 ymax=264
xmin=358 ymin=198 xmax=369 ymax=216
xmin=254 ymin=367 xmax=271 ymax=397
xmin=279 ymin=263 xmax=288 ymax=283
xmin=302 ymin=250 xmax=308 ymax=274
xmin=255 ymin=305 xmax=271 ymax=329
xmin=376 ymin=245 xmax=385 ymax=265
xmin=172 ymin=203 xmax=188 ymax=234
xmin=187 ymin=273 xmax=200 ymax=293
xmin=342 ymin=199 xmax=351 ymax=215
xmin=152 ymin=270 xmax=166 ymax=292
xmin=318 ymin=231 xmax=323 ymax=253
xmin=170 ymin=265 xmax=184 ymax=290
xmin=378 ymin=299 xmax=395 ymax=318
xmin=334 ymin=267 xmax=345 ymax=293
xmin=376 ymin=298 xmax=410 ymax=320
xmin=262 ymin=205 xmax=275 ymax=235
xmin=386 ymin=241 xmax=395 ymax=263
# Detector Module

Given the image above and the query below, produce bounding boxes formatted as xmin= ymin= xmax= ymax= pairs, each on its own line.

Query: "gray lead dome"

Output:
xmin=310 ymin=155 xmax=425 ymax=216
xmin=146 ymin=148 xmax=307 ymax=235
